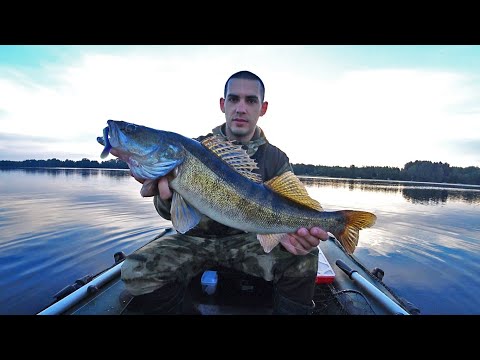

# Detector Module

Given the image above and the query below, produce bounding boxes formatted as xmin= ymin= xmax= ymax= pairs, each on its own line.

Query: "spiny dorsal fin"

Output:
xmin=201 ymin=135 xmax=262 ymax=183
xmin=264 ymin=171 xmax=323 ymax=211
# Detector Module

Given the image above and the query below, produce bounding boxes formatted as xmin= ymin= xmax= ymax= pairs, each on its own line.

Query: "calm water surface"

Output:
xmin=1 ymin=169 xmax=479 ymax=315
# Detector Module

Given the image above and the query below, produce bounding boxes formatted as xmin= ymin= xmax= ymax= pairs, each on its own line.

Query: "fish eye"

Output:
xmin=166 ymin=145 xmax=176 ymax=157
xmin=125 ymin=123 xmax=137 ymax=133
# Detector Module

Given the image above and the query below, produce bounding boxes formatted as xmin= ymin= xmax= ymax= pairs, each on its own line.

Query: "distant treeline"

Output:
xmin=292 ymin=161 xmax=480 ymax=185
xmin=0 ymin=158 xmax=129 ymax=169
xmin=1 ymin=158 xmax=480 ymax=185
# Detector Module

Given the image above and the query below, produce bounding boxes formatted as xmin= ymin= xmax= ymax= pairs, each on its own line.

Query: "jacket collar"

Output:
xmin=212 ymin=123 xmax=268 ymax=156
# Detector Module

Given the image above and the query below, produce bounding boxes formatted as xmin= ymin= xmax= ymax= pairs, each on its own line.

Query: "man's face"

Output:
xmin=220 ymin=78 xmax=268 ymax=142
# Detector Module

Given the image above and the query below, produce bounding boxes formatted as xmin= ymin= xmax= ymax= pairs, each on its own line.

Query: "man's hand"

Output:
xmin=108 ymin=149 xmax=172 ymax=200
xmin=280 ymin=227 xmax=329 ymax=255
xmin=129 ymin=172 xmax=172 ymax=200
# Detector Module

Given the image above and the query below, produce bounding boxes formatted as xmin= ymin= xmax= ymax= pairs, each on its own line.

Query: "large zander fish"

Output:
xmin=97 ymin=120 xmax=376 ymax=254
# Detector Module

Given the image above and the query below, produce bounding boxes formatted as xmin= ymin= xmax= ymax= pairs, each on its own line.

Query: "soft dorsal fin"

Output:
xmin=201 ymin=135 xmax=262 ymax=183
xmin=264 ymin=171 xmax=323 ymax=211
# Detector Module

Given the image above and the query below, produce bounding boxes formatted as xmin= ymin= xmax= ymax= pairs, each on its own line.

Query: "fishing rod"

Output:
xmin=335 ymin=259 xmax=410 ymax=315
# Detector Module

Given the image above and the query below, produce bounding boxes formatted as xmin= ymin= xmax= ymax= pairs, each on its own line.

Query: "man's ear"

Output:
xmin=260 ymin=101 xmax=268 ymax=116
xmin=219 ymin=98 xmax=226 ymax=113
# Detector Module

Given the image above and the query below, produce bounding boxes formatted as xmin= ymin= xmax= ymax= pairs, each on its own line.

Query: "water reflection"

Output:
xmin=1 ymin=169 xmax=480 ymax=315
xmin=0 ymin=168 xmax=169 ymax=315
xmin=402 ymin=188 xmax=448 ymax=204
xmin=300 ymin=176 xmax=480 ymax=205
xmin=10 ymin=167 xmax=131 ymax=179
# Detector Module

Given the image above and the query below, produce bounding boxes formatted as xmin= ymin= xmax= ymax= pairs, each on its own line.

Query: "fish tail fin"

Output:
xmin=333 ymin=210 xmax=377 ymax=254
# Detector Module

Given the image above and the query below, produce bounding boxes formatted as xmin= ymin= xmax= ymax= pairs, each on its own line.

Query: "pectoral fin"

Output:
xmin=170 ymin=192 xmax=202 ymax=233
xmin=257 ymin=233 xmax=291 ymax=253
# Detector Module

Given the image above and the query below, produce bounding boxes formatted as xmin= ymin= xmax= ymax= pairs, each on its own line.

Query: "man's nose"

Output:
xmin=235 ymin=100 xmax=247 ymax=113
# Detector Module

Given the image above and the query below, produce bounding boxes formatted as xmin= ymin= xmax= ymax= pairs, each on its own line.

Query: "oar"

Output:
xmin=335 ymin=259 xmax=409 ymax=315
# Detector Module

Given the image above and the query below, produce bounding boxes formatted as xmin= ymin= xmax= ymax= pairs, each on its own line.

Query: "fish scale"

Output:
xmin=98 ymin=119 xmax=377 ymax=254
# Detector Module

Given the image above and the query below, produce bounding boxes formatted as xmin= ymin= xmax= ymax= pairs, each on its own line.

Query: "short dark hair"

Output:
xmin=224 ymin=70 xmax=265 ymax=102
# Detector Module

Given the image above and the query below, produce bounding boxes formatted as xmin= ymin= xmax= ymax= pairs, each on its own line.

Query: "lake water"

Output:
xmin=1 ymin=168 xmax=479 ymax=315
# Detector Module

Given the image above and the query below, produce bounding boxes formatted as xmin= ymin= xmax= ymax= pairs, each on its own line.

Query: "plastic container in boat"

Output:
xmin=201 ymin=270 xmax=218 ymax=295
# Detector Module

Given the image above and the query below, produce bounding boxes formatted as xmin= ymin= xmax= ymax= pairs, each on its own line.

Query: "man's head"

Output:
xmin=220 ymin=70 xmax=268 ymax=142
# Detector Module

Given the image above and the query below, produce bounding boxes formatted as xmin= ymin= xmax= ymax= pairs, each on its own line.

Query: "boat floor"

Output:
xmin=54 ymin=230 xmax=416 ymax=316
xmin=64 ymin=267 xmax=347 ymax=315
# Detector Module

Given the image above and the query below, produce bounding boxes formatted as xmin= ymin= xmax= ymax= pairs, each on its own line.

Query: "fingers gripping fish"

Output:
xmin=97 ymin=120 xmax=377 ymax=254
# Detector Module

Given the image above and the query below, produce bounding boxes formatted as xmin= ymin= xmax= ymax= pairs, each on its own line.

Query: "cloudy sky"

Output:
xmin=1 ymin=45 xmax=479 ymax=169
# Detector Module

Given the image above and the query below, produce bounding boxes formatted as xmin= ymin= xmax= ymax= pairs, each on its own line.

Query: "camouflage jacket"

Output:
xmin=153 ymin=123 xmax=293 ymax=238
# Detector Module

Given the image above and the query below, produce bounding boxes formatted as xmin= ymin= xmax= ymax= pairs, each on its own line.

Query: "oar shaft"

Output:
xmin=336 ymin=259 xmax=409 ymax=315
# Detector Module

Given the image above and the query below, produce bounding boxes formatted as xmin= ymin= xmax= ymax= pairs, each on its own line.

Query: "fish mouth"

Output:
xmin=97 ymin=120 xmax=145 ymax=161
xmin=97 ymin=124 xmax=112 ymax=159
xmin=97 ymin=120 xmax=128 ymax=159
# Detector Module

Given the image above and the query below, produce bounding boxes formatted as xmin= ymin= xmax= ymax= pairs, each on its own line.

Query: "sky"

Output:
xmin=0 ymin=45 xmax=479 ymax=169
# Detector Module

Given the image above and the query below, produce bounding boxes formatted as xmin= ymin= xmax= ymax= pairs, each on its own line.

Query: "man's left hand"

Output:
xmin=280 ymin=227 xmax=329 ymax=255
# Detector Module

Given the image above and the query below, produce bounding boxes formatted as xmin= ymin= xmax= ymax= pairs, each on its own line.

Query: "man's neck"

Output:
xmin=225 ymin=126 xmax=258 ymax=143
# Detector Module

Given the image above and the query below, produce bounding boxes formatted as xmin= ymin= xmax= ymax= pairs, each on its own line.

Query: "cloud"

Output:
xmin=444 ymin=140 xmax=480 ymax=167
xmin=0 ymin=132 xmax=61 ymax=143
xmin=273 ymin=68 xmax=480 ymax=168
xmin=0 ymin=132 xmax=72 ymax=161
xmin=0 ymin=46 xmax=479 ymax=168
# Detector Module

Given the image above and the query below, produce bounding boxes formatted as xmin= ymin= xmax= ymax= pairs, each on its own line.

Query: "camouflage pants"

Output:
xmin=121 ymin=232 xmax=319 ymax=305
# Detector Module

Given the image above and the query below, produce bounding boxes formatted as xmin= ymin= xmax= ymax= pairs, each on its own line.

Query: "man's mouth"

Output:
xmin=233 ymin=119 xmax=248 ymax=124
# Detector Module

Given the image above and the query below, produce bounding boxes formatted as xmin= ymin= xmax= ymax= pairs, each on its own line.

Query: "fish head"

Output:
xmin=98 ymin=120 xmax=185 ymax=180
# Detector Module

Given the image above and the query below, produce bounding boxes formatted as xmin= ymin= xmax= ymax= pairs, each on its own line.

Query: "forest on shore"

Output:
xmin=1 ymin=158 xmax=480 ymax=185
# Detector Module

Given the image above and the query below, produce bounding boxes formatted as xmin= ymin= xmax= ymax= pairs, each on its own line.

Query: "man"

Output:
xmin=119 ymin=70 xmax=329 ymax=315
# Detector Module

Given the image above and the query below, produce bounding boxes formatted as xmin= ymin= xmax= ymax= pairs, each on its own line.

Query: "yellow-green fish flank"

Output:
xmin=99 ymin=120 xmax=377 ymax=254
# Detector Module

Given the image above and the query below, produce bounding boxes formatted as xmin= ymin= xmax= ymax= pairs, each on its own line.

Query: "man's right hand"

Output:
xmin=110 ymin=147 xmax=173 ymax=200
xmin=134 ymin=175 xmax=172 ymax=200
